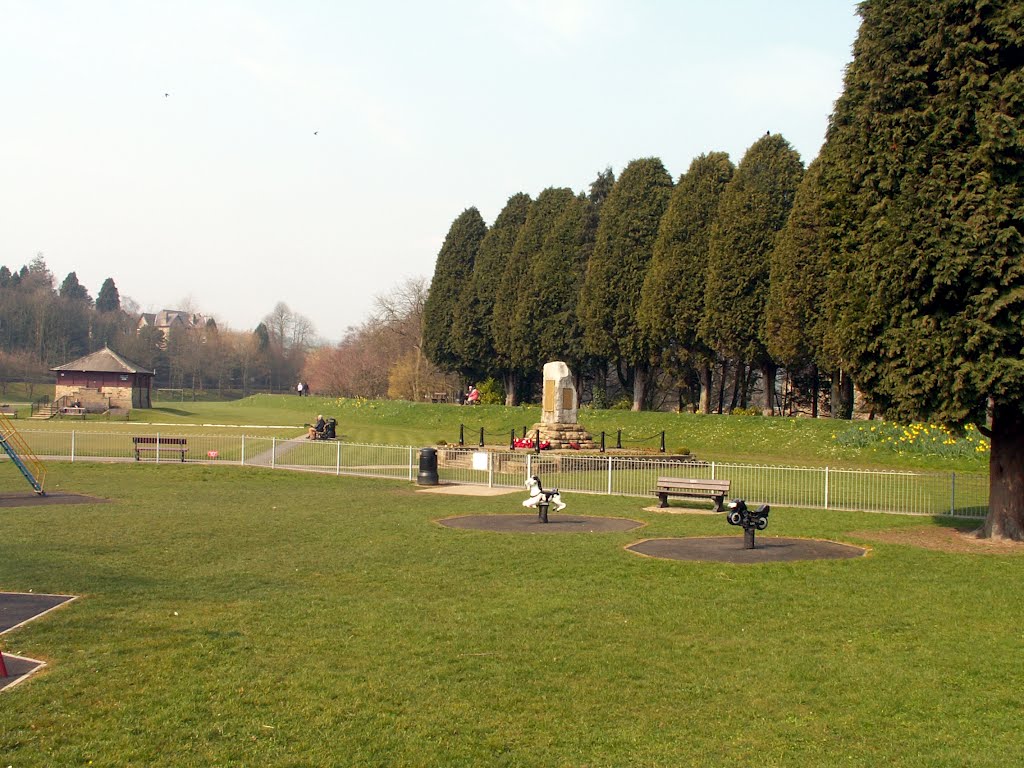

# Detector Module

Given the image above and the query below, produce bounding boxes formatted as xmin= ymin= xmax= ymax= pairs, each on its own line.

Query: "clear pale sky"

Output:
xmin=1 ymin=1 xmax=860 ymax=343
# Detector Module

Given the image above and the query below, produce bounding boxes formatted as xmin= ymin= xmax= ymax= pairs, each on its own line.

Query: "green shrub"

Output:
xmin=476 ymin=378 xmax=503 ymax=405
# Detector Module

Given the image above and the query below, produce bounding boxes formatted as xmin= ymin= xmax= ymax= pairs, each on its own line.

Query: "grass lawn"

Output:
xmin=1 ymin=462 xmax=1020 ymax=766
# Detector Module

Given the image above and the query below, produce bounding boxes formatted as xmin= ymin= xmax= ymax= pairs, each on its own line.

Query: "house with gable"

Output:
xmin=137 ymin=310 xmax=210 ymax=344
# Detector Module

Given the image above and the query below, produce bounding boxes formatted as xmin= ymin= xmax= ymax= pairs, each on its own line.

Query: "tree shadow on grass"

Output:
xmin=149 ymin=407 xmax=197 ymax=417
xmin=849 ymin=514 xmax=1023 ymax=554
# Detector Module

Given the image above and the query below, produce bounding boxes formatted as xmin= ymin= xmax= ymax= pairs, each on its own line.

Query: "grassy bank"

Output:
xmin=30 ymin=394 xmax=989 ymax=474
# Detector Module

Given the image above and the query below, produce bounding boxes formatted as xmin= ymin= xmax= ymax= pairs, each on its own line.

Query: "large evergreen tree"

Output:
xmin=578 ymin=157 xmax=673 ymax=410
xmin=492 ymin=188 xmax=575 ymax=404
xmin=59 ymin=272 xmax=91 ymax=304
xmin=515 ymin=192 xmax=598 ymax=378
xmin=819 ymin=0 xmax=1024 ymax=538
xmin=700 ymin=134 xmax=804 ymax=413
xmin=96 ymin=278 xmax=121 ymax=312
xmin=764 ymin=158 xmax=851 ymax=417
xmin=422 ymin=207 xmax=487 ymax=376
xmin=588 ymin=167 xmax=616 ymax=208
xmin=450 ymin=193 xmax=531 ymax=385
xmin=638 ymin=152 xmax=734 ymax=413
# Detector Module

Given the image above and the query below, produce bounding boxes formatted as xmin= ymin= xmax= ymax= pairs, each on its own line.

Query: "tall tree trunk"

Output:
xmin=503 ymin=371 xmax=518 ymax=406
xmin=980 ymin=402 xmax=1024 ymax=540
xmin=811 ymin=364 xmax=819 ymax=418
xmin=730 ymin=361 xmax=744 ymax=412
xmin=699 ymin=364 xmax=712 ymax=414
xmin=761 ymin=361 xmax=777 ymax=416
xmin=831 ymin=368 xmax=854 ymax=419
xmin=717 ymin=358 xmax=728 ymax=415
xmin=631 ymin=365 xmax=650 ymax=412
xmin=616 ymin=360 xmax=634 ymax=393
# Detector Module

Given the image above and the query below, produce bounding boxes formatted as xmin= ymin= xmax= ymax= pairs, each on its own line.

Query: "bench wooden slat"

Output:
xmin=654 ymin=478 xmax=730 ymax=491
xmin=651 ymin=476 xmax=730 ymax=511
xmin=132 ymin=436 xmax=188 ymax=462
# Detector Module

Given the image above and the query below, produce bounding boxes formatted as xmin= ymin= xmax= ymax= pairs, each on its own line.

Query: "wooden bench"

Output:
xmin=60 ymin=406 xmax=86 ymax=416
xmin=0 ymin=406 xmax=17 ymax=418
xmin=651 ymin=477 xmax=731 ymax=511
xmin=132 ymin=436 xmax=188 ymax=461
xmin=426 ymin=392 xmax=449 ymax=404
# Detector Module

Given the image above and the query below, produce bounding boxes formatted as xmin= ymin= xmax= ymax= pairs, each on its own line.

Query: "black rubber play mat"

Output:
xmin=1 ymin=592 xmax=76 ymax=692
xmin=627 ymin=536 xmax=867 ymax=563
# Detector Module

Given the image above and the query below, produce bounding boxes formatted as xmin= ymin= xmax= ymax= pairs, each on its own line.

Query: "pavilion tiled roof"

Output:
xmin=51 ymin=347 xmax=155 ymax=375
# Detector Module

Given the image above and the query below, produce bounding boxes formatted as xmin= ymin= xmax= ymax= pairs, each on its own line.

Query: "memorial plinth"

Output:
xmin=526 ymin=361 xmax=597 ymax=449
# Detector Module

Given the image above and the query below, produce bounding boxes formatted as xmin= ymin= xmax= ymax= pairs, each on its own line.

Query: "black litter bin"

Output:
xmin=324 ymin=418 xmax=337 ymax=439
xmin=417 ymin=447 xmax=439 ymax=486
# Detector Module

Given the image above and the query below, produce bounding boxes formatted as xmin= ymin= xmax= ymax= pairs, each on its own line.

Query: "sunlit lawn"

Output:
xmin=0 ymin=462 xmax=1019 ymax=767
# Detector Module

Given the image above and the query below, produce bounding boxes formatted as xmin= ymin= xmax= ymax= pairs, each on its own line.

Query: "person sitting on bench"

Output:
xmin=307 ymin=414 xmax=326 ymax=439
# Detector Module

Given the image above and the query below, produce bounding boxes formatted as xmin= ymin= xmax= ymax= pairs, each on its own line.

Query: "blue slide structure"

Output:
xmin=0 ymin=413 xmax=46 ymax=495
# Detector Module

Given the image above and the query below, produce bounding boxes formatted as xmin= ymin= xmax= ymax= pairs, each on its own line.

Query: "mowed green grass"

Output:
xmin=42 ymin=394 xmax=989 ymax=473
xmin=1 ymin=463 xmax=1021 ymax=767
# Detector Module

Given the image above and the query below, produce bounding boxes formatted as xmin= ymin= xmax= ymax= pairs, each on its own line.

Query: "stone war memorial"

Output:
xmin=528 ymin=361 xmax=596 ymax=449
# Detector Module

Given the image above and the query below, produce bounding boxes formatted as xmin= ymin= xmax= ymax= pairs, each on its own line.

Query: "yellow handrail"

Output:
xmin=0 ymin=412 xmax=47 ymax=493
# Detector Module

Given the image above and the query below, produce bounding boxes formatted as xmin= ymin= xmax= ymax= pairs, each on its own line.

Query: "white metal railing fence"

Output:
xmin=437 ymin=450 xmax=988 ymax=517
xmin=3 ymin=431 xmax=989 ymax=518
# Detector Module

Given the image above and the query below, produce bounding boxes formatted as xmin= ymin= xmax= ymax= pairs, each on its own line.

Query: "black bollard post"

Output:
xmin=660 ymin=431 xmax=666 ymax=453
xmin=459 ymin=424 xmax=465 ymax=446
xmin=600 ymin=431 xmax=606 ymax=453
xmin=510 ymin=429 xmax=515 ymax=450
xmin=522 ymin=426 xmax=527 ymax=438
xmin=479 ymin=427 xmax=484 ymax=447
xmin=534 ymin=430 xmax=541 ymax=454
xmin=616 ymin=429 xmax=622 ymax=449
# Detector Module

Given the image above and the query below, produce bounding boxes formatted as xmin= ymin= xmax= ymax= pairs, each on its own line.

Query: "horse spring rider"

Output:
xmin=523 ymin=475 xmax=566 ymax=514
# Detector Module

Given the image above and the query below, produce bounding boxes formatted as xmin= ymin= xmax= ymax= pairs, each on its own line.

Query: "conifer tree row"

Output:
xmin=579 ymin=158 xmax=674 ymax=410
xmin=422 ymin=207 xmax=487 ymax=379
xmin=639 ymin=152 xmax=734 ymax=413
xmin=818 ymin=0 xmax=1024 ymax=538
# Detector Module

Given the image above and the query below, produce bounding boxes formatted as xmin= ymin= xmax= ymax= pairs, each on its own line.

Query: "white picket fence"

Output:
xmin=7 ymin=430 xmax=989 ymax=518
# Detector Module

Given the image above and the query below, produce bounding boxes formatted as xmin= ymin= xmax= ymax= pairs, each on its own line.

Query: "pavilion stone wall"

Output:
xmin=54 ymin=383 xmax=138 ymax=411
